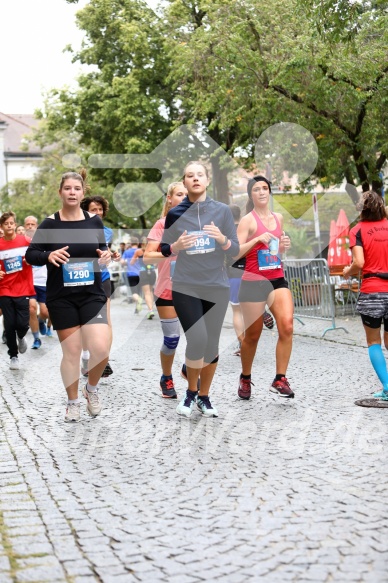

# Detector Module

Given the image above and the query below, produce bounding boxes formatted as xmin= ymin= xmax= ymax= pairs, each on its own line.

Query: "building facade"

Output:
xmin=0 ymin=113 xmax=42 ymax=191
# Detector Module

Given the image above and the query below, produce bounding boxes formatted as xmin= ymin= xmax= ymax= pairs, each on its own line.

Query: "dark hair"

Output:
xmin=59 ymin=168 xmax=90 ymax=193
xmin=246 ymin=175 xmax=272 ymax=213
xmin=229 ymin=204 xmax=241 ymax=222
xmin=80 ymin=195 xmax=109 ymax=218
xmin=357 ymin=191 xmax=386 ymax=222
xmin=0 ymin=211 xmax=16 ymax=226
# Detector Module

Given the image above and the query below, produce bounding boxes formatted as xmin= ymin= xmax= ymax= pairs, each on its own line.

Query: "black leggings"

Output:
xmin=0 ymin=296 xmax=29 ymax=358
xmin=172 ymin=284 xmax=229 ymax=363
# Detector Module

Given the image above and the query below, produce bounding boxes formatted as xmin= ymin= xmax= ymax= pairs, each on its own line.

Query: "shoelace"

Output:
xmin=241 ymin=378 xmax=254 ymax=388
xmin=87 ymin=390 xmax=100 ymax=404
xmin=198 ymin=396 xmax=213 ymax=410
xmin=67 ymin=403 xmax=80 ymax=416
xmin=165 ymin=379 xmax=174 ymax=390
xmin=183 ymin=392 xmax=197 ymax=407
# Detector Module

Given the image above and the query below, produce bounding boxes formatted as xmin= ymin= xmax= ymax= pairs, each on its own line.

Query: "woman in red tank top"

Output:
xmin=234 ymin=176 xmax=294 ymax=400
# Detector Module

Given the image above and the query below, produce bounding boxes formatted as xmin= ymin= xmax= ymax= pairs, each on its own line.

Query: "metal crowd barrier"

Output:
xmin=283 ymin=258 xmax=348 ymax=337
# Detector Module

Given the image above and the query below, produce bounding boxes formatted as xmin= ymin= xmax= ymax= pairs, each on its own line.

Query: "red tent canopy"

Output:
xmin=335 ymin=209 xmax=352 ymax=265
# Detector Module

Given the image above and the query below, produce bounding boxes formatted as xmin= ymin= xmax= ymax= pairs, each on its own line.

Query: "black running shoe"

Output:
xmin=181 ymin=364 xmax=200 ymax=390
xmin=102 ymin=362 xmax=113 ymax=377
xmin=160 ymin=377 xmax=177 ymax=399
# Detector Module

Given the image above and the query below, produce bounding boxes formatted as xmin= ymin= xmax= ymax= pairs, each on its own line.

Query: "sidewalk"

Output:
xmin=0 ymin=297 xmax=386 ymax=583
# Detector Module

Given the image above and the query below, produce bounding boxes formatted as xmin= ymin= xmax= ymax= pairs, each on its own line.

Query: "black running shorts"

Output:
xmin=47 ymin=293 xmax=108 ymax=330
xmin=239 ymin=277 xmax=289 ymax=303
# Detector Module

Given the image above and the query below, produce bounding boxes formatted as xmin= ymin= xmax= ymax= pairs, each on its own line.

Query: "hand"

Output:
xmin=256 ymin=232 xmax=276 ymax=245
xmin=280 ymin=232 xmax=291 ymax=251
xmin=343 ymin=266 xmax=351 ymax=279
xmin=48 ymin=246 xmax=70 ymax=267
xmin=111 ymin=250 xmax=121 ymax=262
xmin=203 ymin=221 xmax=224 ymax=244
xmin=96 ymin=249 xmax=112 ymax=265
xmin=172 ymin=230 xmax=198 ymax=253
xmin=0 ymin=270 xmax=5 ymax=280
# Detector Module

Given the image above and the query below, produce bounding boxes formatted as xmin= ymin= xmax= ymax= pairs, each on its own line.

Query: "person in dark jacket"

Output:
xmin=161 ymin=161 xmax=239 ymax=418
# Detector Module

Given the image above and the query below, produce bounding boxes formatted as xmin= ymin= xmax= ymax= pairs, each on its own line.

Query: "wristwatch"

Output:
xmin=222 ymin=235 xmax=228 ymax=246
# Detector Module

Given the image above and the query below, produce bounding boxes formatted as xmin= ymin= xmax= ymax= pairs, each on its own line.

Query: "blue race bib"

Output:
xmin=257 ymin=249 xmax=281 ymax=271
xmin=186 ymin=231 xmax=216 ymax=255
xmin=62 ymin=262 xmax=94 ymax=287
xmin=4 ymin=256 xmax=23 ymax=274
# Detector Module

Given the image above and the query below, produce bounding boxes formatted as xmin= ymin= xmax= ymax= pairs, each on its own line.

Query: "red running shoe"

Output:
xmin=270 ymin=377 xmax=294 ymax=398
xmin=238 ymin=376 xmax=254 ymax=400
xmin=160 ymin=377 xmax=177 ymax=399
xmin=263 ymin=311 xmax=274 ymax=329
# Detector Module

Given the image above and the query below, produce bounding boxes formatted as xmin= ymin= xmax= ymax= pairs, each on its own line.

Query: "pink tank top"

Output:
xmin=242 ymin=211 xmax=284 ymax=281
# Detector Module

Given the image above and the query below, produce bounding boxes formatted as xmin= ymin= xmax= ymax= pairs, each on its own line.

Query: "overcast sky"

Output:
xmin=0 ymin=0 xmax=159 ymax=114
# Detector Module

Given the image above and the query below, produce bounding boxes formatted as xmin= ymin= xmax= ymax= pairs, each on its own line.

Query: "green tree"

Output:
xmin=163 ymin=0 xmax=388 ymax=198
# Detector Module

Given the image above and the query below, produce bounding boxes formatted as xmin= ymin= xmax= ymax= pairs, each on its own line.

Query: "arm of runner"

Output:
xmin=343 ymin=246 xmax=364 ymax=278
xmin=233 ymin=215 xmax=275 ymax=259
xmin=143 ymin=240 xmax=164 ymax=265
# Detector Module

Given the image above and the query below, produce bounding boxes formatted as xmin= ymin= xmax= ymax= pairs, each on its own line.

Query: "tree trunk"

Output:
xmin=211 ymin=153 xmax=230 ymax=204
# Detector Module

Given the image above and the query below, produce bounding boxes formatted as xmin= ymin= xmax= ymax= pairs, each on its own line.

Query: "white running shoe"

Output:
xmin=176 ymin=391 xmax=197 ymax=418
xmin=82 ymin=385 xmax=102 ymax=417
xmin=64 ymin=402 xmax=81 ymax=423
xmin=17 ymin=336 xmax=27 ymax=354
xmin=196 ymin=395 xmax=218 ymax=418
xmin=9 ymin=357 xmax=20 ymax=370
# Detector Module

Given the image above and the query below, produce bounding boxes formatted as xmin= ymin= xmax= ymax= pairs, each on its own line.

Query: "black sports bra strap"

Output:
xmin=55 ymin=210 xmax=89 ymax=221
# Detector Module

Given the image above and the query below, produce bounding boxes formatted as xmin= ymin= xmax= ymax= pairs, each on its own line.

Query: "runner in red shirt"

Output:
xmin=0 ymin=211 xmax=35 ymax=369
xmin=344 ymin=190 xmax=388 ymax=400
xmin=144 ymin=182 xmax=187 ymax=398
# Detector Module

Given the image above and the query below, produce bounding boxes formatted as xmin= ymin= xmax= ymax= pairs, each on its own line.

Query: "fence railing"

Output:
xmin=283 ymin=258 xmax=348 ymax=337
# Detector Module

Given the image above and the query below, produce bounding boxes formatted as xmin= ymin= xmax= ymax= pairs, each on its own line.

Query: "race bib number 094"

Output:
xmin=186 ymin=231 xmax=215 ymax=255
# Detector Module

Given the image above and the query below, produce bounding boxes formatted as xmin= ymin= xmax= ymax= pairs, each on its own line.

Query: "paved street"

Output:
xmin=0 ymin=296 xmax=387 ymax=582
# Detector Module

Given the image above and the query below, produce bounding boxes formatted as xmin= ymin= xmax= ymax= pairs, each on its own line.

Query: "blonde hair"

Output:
xmin=161 ymin=182 xmax=185 ymax=218
xmin=182 ymin=161 xmax=210 ymax=180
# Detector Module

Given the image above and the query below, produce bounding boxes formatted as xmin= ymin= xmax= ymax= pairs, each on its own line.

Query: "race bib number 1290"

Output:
xmin=62 ymin=262 xmax=94 ymax=286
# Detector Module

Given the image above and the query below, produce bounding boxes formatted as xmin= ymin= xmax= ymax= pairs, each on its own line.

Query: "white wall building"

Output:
xmin=0 ymin=113 xmax=42 ymax=190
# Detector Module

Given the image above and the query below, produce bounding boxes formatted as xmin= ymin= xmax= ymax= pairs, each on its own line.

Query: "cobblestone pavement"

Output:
xmin=0 ymin=297 xmax=387 ymax=583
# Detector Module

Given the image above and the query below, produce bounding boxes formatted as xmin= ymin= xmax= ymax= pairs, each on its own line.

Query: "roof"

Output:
xmin=0 ymin=113 xmax=42 ymax=157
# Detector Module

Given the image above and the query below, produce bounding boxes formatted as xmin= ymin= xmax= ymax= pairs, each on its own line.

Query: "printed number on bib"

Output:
xmin=257 ymin=249 xmax=281 ymax=271
xmin=186 ymin=231 xmax=215 ymax=255
xmin=4 ymin=256 xmax=23 ymax=274
xmin=62 ymin=262 xmax=94 ymax=287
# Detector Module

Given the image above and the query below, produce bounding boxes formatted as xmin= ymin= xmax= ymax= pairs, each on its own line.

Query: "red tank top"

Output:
xmin=242 ymin=211 xmax=284 ymax=281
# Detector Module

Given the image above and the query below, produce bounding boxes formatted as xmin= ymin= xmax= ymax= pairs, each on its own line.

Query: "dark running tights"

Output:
xmin=172 ymin=285 xmax=229 ymax=363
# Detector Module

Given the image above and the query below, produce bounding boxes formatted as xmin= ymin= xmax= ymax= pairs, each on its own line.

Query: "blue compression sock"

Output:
xmin=368 ymin=345 xmax=388 ymax=392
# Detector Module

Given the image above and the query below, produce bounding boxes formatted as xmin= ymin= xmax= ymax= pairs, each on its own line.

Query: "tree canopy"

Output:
xmin=6 ymin=0 xmax=387 ymax=222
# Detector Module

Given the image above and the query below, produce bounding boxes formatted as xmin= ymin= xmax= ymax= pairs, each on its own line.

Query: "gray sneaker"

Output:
xmin=9 ymin=357 xmax=20 ymax=370
xmin=17 ymin=336 xmax=27 ymax=354
xmin=64 ymin=402 xmax=81 ymax=423
xmin=82 ymin=385 xmax=102 ymax=417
